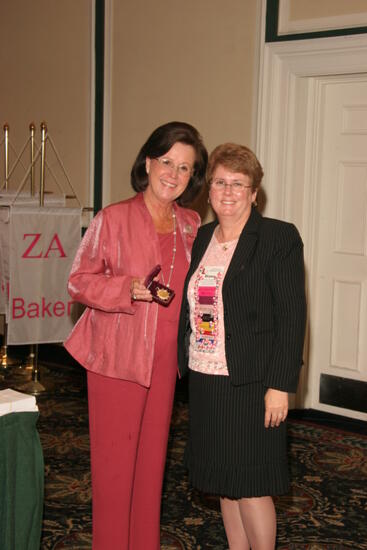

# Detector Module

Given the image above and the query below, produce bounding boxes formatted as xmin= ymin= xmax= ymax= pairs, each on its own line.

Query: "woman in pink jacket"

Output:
xmin=64 ymin=121 xmax=207 ymax=550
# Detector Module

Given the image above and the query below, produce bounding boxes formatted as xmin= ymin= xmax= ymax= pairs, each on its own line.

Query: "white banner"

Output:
xmin=7 ymin=206 xmax=81 ymax=344
xmin=0 ymin=208 xmax=10 ymax=318
xmin=0 ymin=195 xmax=66 ymax=320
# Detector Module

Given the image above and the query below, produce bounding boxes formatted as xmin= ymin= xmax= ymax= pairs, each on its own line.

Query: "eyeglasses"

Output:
xmin=211 ymin=178 xmax=252 ymax=193
xmin=153 ymin=157 xmax=194 ymax=178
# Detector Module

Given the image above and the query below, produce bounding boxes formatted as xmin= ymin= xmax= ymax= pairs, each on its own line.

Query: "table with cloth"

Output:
xmin=0 ymin=390 xmax=44 ymax=550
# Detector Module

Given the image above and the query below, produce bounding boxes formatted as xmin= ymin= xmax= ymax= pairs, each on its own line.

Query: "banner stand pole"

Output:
xmin=1 ymin=125 xmax=22 ymax=370
xmin=14 ymin=344 xmax=55 ymax=395
xmin=11 ymin=343 xmax=37 ymax=379
xmin=0 ymin=321 xmax=22 ymax=373
xmin=4 ymin=124 xmax=37 ymax=380
xmin=4 ymin=124 xmax=9 ymax=191
xmin=14 ymin=123 xmax=49 ymax=395
xmin=20 ymin=124 xmax=40 ymax=375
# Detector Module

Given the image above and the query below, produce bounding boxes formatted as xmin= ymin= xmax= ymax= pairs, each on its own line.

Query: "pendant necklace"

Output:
xmin=221 ymin=240 xmax=238 ymax=252
xmin=160 ymin=212 xmax=177 ymax=288
xmin=216 ymin=226 xmax=237 ymax=252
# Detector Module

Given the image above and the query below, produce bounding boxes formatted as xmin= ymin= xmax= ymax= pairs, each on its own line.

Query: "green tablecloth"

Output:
xmin=0 ymin=411 xmax=44 ymax=550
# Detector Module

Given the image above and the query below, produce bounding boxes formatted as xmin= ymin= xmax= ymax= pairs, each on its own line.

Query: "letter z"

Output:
xmin=22 ymin=234 xmax=42 ymax=258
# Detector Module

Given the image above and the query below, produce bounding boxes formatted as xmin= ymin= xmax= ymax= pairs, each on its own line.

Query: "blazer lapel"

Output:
xmin=223 ymin=208 xmax=262 ymax=295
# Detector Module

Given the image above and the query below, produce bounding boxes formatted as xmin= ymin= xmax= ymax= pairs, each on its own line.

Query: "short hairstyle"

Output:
xmin=207 ymin=143 xmax=264 ymax=191
xmin=131 ymin=121 xmax=208 ymax=206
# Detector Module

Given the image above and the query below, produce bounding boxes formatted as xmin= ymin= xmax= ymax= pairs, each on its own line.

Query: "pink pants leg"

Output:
xmin=128 ymin=329 xmax=177 ymax=549
xmin=87 ymin=330 xmax=177 ymax=550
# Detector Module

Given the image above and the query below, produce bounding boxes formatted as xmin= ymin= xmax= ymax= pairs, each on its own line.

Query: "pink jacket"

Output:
xmin=64 ymin=193 xmax=200 ymax=387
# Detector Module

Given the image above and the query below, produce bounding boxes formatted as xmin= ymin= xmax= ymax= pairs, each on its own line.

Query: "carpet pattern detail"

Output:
xmin=12 ymin=363 xmax=366 ymax=550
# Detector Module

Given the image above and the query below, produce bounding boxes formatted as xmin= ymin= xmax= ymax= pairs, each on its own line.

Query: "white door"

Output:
xmin=308 ymin=76 xmax=367 ymax=420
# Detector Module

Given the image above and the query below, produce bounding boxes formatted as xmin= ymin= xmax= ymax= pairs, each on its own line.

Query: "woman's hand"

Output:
xmin=130 ymin=278 xmax=153 ymax=302
xmin=264 ymin=388 xmax=288 ymax=428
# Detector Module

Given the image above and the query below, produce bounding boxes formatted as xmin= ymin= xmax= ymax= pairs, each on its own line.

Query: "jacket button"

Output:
xmin=226 ymin=333 xmax=231 ymax=341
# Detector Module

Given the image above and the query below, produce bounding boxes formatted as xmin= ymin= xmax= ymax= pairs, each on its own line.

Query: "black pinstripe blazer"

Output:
xmin=177 ymin=207 xmax=307 ymax=393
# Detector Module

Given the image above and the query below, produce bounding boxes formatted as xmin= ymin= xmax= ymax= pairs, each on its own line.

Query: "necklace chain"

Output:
xmin=216 ymin=227 xmax=238 ymax=252
xmin=160 ymin=212 xmax=176 ymax=288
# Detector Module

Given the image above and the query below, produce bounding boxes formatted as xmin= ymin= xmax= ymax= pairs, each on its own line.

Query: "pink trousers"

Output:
xmin=87 ymin=326 xmax=177 ymax=550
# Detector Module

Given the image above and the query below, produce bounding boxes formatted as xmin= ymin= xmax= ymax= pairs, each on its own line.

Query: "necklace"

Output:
xmin=215 ymin=227 xmax=238 ymax=252
xmin=160 ymin=212 xmax=177 ymax=288
xmin=221 ymin=239 xmax=238 ymax=252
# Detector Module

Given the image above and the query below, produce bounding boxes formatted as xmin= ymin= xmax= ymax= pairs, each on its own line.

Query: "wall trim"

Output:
xmin=93 ymin=0 xmax=104 ymax=214
xmin=279 ymin=0 xmax=367 ymax=36
xmin=256 ymin=33 xmax=367 ymax=418
xmin=89 ymin=1 xmax=96 ymax=213
xmin=266 ymin=0 xmax=367 ymax=42
xmin=320 ymin=374 xmax=367 ymax=413
xmin=257 ymin=33 xmax=367 ymax=219
xmin=102 ymin=0 xmax=113 ymax=208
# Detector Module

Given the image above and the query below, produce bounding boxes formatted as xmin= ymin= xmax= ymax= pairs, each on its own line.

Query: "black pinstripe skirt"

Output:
xmin=185 ymin=370 xmax=290 ymax=499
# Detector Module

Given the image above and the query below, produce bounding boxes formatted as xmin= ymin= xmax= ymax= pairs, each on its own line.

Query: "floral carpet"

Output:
xmin=5 ymin=359 xmax=366 ymax=550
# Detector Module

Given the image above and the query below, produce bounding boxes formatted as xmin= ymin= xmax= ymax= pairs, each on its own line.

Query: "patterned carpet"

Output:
xmin=3 ymin=356 xmax=367 ymax=550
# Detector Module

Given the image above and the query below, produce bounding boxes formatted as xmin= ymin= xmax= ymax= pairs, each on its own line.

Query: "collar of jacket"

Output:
xmin=222 ymin=206 xmax=261 ymax=294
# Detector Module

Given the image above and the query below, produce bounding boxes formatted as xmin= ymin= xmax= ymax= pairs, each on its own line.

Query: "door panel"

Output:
xmin=311 ymin=77 xmax=367 ymax=419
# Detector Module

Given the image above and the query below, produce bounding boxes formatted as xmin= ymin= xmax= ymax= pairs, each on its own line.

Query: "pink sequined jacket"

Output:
xmin=64 ymin=193 xmax=200 ymax=387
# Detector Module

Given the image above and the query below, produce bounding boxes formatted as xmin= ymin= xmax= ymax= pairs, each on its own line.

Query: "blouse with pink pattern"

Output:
xmin=187 ymin=232 xmax=238 ymax=376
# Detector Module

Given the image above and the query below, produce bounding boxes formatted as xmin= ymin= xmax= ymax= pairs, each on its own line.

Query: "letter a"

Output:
xmin=44 ymin=234 xmax=67 ymax=258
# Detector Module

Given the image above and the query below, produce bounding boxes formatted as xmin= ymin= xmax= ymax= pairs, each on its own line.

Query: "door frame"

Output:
xmin=256 ymin=33 xmax=367 ymax=413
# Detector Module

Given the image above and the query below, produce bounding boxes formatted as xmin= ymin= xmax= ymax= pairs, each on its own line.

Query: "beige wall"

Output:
xmin=0 ymin=0 xmax=92 ymax=208
xmin=107 ymin=0 xmax=261 ymax=206
xmin=2 ymin=1 xmax=366 ymax=212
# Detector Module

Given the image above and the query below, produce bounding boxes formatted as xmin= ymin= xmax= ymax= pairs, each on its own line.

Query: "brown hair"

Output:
xmin=131 ymin=121 xmax=208 ymax=206
xmin=207 ymin=143 xmax=263 ymax=191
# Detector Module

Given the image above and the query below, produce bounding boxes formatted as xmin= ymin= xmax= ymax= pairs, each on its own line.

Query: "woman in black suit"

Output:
xmin=177 ymin=143 xmax=307 ymax=549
